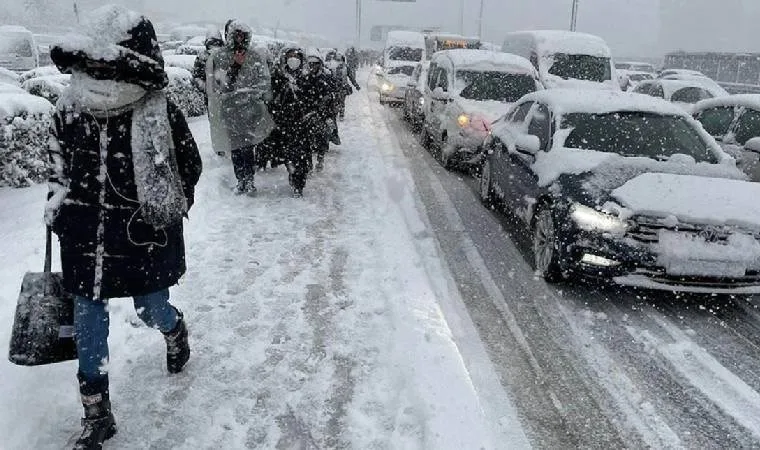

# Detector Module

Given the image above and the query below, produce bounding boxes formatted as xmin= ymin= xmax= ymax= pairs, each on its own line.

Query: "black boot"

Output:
xmin=74 ymin=373 xmax=117 ymax=450
xmin=163 ymin=310 xmax=190 ymax=374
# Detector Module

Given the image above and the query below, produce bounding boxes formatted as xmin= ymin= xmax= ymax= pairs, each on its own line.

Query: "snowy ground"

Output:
xmin=0 ymin=78 xmax=528 ymax=448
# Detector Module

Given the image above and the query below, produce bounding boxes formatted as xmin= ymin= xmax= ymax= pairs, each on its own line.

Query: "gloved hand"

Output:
xmin=44 ymin=189 xmax=67 ymax=227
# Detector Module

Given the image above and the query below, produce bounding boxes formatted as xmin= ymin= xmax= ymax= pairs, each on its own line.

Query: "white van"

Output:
xmin=0 ymin=26 xmax=39 ymax=72
xmin=383 ymin=30 xmax=426 ymax=69
xmin=502 ymin=30 xmax=617 ymax=90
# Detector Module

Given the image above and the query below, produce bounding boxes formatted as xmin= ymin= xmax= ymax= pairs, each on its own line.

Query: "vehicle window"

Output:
xmin=387 ymin=66 xmax=415 ymax=76
xmin=697 ymin=106 xmax=735 ymax=137
xmin=562 ymin=112 xmax=718 ymax=163
xmin=733 ymin=108 xmax=760 ymax=145
xmin=548 ymin=53 xmax=612 ymax=82
xmin=671 ymin=87 xmax=713 ymax=103
xmin=387 ymin=46 xmax=423 ymax=62
xmin=527 ymin=104 xmax=551 ymax=150
xmin=629 ymin=73 xmax=653 ymax=82
xmin=509 ymin=101 xmax=534 ymax=123
xmin=649 ymin=84 xmax=665 ymax=98
xmin=437 ymin=68 xmax=449 ymax=91
xmin=455 ymin=70 xmax=537 ymax=102
xmin=0 ymin=34 xmax=33 ymax=57
xmin=427 ymin=63 xmax=438 ymax=89
xmin=632 ymin=83 xmax=652 ymax=95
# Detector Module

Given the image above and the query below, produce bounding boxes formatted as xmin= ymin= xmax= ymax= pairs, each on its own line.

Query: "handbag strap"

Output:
xmin=44 ymin=226 xmax=52 ymax=273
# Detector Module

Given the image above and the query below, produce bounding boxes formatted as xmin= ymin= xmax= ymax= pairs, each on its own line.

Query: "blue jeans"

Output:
xmin=75 ymin=289 xmax=178 ymax=381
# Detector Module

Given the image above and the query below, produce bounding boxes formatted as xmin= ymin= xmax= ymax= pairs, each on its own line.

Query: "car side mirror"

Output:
xmin=431 ymin=86 xmax=450 ymax=101
xmin=515 ymin=134 xmax=541 ymax=154
xmin=745 ymin=137 xmax=760 ymax=153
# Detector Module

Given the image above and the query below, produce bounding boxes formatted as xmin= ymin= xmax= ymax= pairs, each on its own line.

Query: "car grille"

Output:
xmin=627 ymin=218 xmax=735 ymax=244
xmin=632 ymin=268 xmax=760 ymax=288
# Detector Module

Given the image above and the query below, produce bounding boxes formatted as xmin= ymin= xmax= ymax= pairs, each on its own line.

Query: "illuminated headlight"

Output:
xmin=570 ymin=203 xmax=628 ymax=234
xmin=581 ymin=254 xmax=621 ymax=267
xmin=419 ymin=97 xmax=425 ymax=105
xmin=457 ymin=114 xmax=470 ymax=127
xmin=381 ymin=82 xmax=394 ymax=92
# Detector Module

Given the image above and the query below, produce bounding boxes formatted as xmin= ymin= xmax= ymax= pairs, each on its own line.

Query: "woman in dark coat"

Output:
xmin=45 ymin=5 xmax=202 ymax=449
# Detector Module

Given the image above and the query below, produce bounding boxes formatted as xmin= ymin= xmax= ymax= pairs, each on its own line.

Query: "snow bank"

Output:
xmin=613 ymin=172 xmax=760 ymax=229
xmin=21 ymin=74 xmax=71 ymax=105
xmin=0 ymin=93 xmax=54 ymax=187
xmin=0 ymin=92 xmax=54 ymax=119
xmin=18 ymin=65 xmax=61 ymax=84
xmin=164 ymin=54 xmax=197 ymax=72
xmin=166 ymin=67 xmax=205 ymax=117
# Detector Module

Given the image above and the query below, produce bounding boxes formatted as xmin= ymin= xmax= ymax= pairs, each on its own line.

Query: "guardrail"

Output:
xmin=718 ymin=82 xmax=760 ymax=95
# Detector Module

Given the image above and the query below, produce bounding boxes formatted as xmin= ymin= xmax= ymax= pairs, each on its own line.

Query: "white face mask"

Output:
xmin=69 ymin=71 xmax=146 ymax=111
xmin=286 ymin=57 xmax=301 ymax=70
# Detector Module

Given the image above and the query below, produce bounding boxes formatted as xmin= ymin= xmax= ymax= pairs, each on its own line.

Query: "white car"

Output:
xmin=632 ymin=79 xmax=727 ymax=114
xmin=379 ymin=64 xmax=416 ymax=105
xmin=617 ymin=69 xmax=654 ymax=91
xmin=693 ymin=94 xmax=760 ymax=182
xmin=421 ymin=49 xmax=541 ymax=169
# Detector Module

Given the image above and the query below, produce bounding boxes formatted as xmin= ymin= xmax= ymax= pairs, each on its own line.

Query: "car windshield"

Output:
xmin=456 ymin=70 xmax=536 ymax=102
xmin=387 ymin=46 xmax=423 ymax=62
xmin=548 ymin=53 xmax=611 ymax=82
xmin=387 ymin=65 xmax=415 ymax=76
xmin=562 ymin=111 xmax=718 ymax=163
xmin=733 ymin=108 xmax=760 ymax=145
xmin=697 ymin=106 xmax=735 ymax=137
xmin=0 ymin=34 xmax=33 ymax=57
xmin=629 ymin=73 xmax=653 ymax=82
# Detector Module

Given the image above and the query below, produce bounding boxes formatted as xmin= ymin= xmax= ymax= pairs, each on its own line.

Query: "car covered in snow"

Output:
xmin=378 ymin=64 xmax=416 ymax=105
xmin=479 ymin=89 xmax=760 ymax=294
xmin=175 ymin=36 xmax=207 ymax=56
xmin=615 ymin=61 xmax=656 ymax=73
xmin=631 ymin=79 xmax=727 ymax=113
xmin=616 ymin=69 xmax=654 ymax=91
xmin=0 ymin=26 xmax=39 ymax=72
xmin=421 ymin=49 xmax=540 ymax=169
xmin=693 ymin=94 xmax=760 ymax=182
xmin=21 ymin=73 xmax=70 ymax=104
xmin=402 ymin=61 xmax=429 ymax=128
xmin=501 ymin=30 xmax=618 ymax=91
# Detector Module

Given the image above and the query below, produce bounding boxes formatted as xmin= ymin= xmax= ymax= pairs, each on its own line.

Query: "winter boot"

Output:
xmin=74 ymin=373 xmax=117 ymax=450
xmin=163 ymin=310 xmax=190 ymax=374
xmin=293 ymin=188 xmax=304 ymax=198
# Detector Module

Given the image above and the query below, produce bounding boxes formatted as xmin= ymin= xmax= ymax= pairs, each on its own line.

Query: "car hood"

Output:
xmin=455 ymin=98 xmax=511 ymax=123
xmin=383 ymin=73 xmax=411 ymax=86
xmin=612 ymin=172 xmax=760 ymax=229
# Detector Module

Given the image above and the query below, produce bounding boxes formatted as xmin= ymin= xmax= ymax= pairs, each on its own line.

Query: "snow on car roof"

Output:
xmin=640 ymin=79 xmax=725 ymax=99
xmin=386 ymin=31 xmax=425 ymax=46
xmin=436 ymin=49 xmax=535 ymax=74
xmin=520 ymin=89 xmax=687 ymax=116
xmin=507 ymin=30 xmax=611 ymax=57
xmin=0 ymin=92 xmax=54 ymax=119
xmin=694 ymin=94 xmax=760 ymax=113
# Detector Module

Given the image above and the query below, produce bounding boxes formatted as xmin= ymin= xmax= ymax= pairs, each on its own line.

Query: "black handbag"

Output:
xmin=8 ymin=227 xmax=77 ymax=366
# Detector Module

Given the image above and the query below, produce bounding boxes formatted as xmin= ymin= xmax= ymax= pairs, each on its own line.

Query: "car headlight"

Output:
xmin=381 ymin=82 xmax=394 ymax=92
xmin=419 ymin=97 xmax=425 ymax=106
xmin=457 ymin=114 xmax=470 ymax=127
xmin=570 ymin=203 xmax=628 ymax=234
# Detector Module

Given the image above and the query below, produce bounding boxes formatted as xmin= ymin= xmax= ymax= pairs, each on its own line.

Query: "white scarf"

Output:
xmin=61 ymin=72 xmax=187 ymax=229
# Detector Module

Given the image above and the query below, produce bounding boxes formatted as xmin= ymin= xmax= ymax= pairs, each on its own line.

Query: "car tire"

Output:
xmin=479 ymin=159 xmax=495 ymax=207
xmin=533 ymin=207 xmax=565 ymax=283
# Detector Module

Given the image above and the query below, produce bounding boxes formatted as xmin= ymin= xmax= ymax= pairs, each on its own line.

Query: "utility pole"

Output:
xmin=459 ymin=0 xmax=465 ymax=35
xmin=356 ymin=0 xmax=362 ymax=47
xmin=73 ymin=0 xmax=80 ymax=24
xmin=477 ymin=0 xmax=484 ymax=39
xmin=570 ymin=0 xmax=579 ymax=31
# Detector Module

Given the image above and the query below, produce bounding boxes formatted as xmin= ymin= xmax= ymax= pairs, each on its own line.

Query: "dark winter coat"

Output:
xmin=48 ymin=100 xmax=202 ymax=299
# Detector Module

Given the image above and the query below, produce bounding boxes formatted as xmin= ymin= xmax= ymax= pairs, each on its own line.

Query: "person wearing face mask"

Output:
xmin=325 ymin=50 xmax=359 ymax=121
xmin=206 ymin=20 xmax=274 ymax=195
xmin=46 ymin=6 xmax=202 ymax=448
xmin=301 ymin=51 xmax=342 ymax=173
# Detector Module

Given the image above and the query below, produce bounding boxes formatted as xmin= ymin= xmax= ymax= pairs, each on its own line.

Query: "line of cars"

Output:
xmin=379 ymin=28 xmax=760 ymax=295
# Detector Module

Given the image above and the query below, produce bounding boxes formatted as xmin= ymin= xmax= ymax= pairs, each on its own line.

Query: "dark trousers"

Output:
xmin=231 ymin=146 xmax=256 ymax=185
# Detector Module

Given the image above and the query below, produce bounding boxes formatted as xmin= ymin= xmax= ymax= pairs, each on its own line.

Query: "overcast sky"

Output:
xmin=12 ymin=0 xmax=760 ymax=57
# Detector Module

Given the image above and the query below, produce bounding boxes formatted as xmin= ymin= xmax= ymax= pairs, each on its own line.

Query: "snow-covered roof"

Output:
xmin=642 ymin=79 xmax=725 ymax=100
xmin=386 ymin=31 xmax=425 ymax=47
xmin=520 ymin=89 xmax=687 ymax=117
xmin=436 ymin=49 xmax=535 ymax=75
xmin=506 ymin=30 xmax=611 ymax=57
xmin=694 ymin=94 xmax=760 ymax=113
xmin=0 ymin=92 xmax=54 ymax=119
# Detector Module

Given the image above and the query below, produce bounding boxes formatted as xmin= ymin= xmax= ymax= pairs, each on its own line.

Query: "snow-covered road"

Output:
xmin=0 ymin=83 xmax=527 ymax=448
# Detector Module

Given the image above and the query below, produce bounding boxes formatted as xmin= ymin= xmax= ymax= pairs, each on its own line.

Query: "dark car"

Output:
xmin=479 ymin=89 xmax=760 ymax=294
xmin=403 ymin=61 xmax=428 ymax=129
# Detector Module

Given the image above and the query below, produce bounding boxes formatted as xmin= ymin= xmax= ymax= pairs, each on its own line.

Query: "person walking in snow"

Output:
xmin=45 ymin=5 xmax=202 ymax=449
xmin=325 ymin=49 xmax=359 ymax=121
xmin=302 ymin=52 xmax=342 ymax=172
xmin=206 ymin=20 xmax=274 ymax=195
xmin=192 ymin=30 xmax=225 ymax=97
xmin=345 ymin=46 xmax=360 ymax=85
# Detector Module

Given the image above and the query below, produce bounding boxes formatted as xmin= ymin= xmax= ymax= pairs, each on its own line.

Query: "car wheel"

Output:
xmin=479 ymin=159 xmax=495 ymax=207
xmin=533 ymin=207 xmax=565 ymax=283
